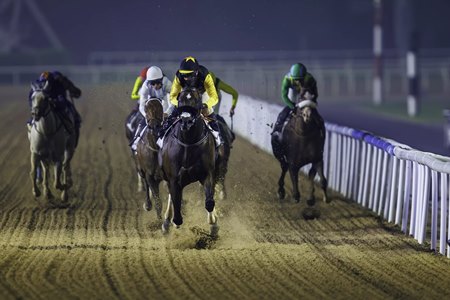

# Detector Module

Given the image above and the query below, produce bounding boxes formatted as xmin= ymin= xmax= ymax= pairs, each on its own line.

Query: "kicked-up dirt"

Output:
xmin=1 ymin=84 xmax=450 ymax=300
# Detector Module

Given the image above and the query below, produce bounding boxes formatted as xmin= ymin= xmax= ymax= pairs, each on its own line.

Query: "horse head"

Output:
xmin=295 ymin=99 xmax=317 ymax=124
xmin=30 ymin=81 xmax=50 ymax=121
xmin=144 ymin=98 xmax=163 ymax=130
xmin=178 ymin=87 xmax=202 ymax=132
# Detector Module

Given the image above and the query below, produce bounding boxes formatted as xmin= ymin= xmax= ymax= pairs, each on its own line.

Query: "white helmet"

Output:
xmin=146 ymin=66 xmax=163 ymax=81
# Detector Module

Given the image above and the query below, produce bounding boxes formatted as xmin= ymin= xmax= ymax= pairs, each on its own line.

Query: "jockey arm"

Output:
xmin=162 ymin=77 xmax=174 ymax=115
xmin=59 ymin=75 xmax=82 ymax=98
xmin=216 ymin=78 xmax=238 ymax=109
xmin=281 ymin=76 xmax=295 ymax=109
xmin=131 ymin=67 xmax=148 ymax=100
xmin=169 ymin=76 xmax=182 ymax=107
xmin=131 ymin=76 xmax=144 ymax=100
xmin=203 ymin=73 xmax=219 ymax=111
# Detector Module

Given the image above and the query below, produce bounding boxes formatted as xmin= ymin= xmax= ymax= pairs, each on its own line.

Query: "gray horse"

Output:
xmin=29 ymin=82 xmax=76 ymax=203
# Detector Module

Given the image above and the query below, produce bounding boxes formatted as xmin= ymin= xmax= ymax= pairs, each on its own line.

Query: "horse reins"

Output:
xmin=32 ymin=104 xmax=64 ymax=138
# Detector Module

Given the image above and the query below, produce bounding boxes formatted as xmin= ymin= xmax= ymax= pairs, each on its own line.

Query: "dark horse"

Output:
xmin=125 ymin=104 xmax=145 ymax=191
xmin=159 ymin=87 xmax=218 ymax=236
xmin=136 ymin=98 xmax=164 ymax=219
xmin=271 ymin=99 xmax=329 ymax=207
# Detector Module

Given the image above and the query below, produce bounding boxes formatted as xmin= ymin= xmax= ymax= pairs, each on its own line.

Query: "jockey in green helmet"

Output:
xmin=271 ymin=63 xmax=318 ymax=139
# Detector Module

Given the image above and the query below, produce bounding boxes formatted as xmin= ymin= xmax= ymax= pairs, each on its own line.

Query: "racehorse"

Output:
xmin=136 ymin=98 xmax=164 ymax=219
xmin=125 ymin=104 xmax=145 ymax=191
xmin=29 ymin=82 xmax=76 ymax=203
xmin=271 ymin=98 xmax=328 ymax=207
xmin=159 ymin=87 xmax=218 ymax=236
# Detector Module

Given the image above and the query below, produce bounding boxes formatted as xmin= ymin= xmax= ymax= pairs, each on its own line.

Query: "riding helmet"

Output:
xmin=289 ymin=63 xmax=307 ymax=79
xmin=146 ymin=66 xmax=163 ymax=81
xmin=179 ymin=56 xmax=199 ymax=74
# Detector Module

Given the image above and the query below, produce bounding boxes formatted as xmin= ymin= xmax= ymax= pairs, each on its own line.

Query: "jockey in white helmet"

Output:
xmin=131 ymin=66 xmax=173 ymax=151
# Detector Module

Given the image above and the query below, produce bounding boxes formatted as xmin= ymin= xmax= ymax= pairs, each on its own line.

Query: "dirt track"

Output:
xmin=1 ymin=84 xmax=450 ymax=300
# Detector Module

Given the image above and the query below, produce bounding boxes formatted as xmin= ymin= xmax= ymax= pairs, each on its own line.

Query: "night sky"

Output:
xmin=5 ymin=0 xmax=450 ymax=62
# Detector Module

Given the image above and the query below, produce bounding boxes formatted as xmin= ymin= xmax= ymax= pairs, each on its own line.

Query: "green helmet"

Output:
xmin=289 ymin=63 xmax=307 ymax=79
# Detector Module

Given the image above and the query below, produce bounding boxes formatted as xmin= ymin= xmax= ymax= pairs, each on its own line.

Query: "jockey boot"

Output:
xmin=157 ymin=110 xmax=178 ymax=148
xmin=271 ymin=121 xmax=283 ymax=140
xmin=271 ymin=106 xmax=292 ymax=140
xmin=26 ymin=119 xmax=32 ymax=132
xmin=208 ymin=120 xmax=223 ymax=147
xmin=130 ymin=122 xmax=145 ymax=152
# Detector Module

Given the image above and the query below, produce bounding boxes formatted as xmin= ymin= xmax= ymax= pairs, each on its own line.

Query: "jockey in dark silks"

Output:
xmin=271 ymin=63 xmax=319 ymax=141
xmin=28 ymin=71 xmax=82 ymax=145
xmin=158 ymin=56 xmax=222 ymax=147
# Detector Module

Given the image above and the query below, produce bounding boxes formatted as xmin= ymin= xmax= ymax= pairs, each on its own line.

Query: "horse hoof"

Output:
xmin=61 ymin=191 xmax=68 ymax=202
xmin=302 ymin=207 xmax=320 ymax=220
xmin=210 ymin=224 xmax=219 ymax=238
xmin=33 ymin=190 xmax=41 ymax=198
xmin=324 ymin=196 xmax=331 ymax=203
xmin=278 ymin=190 xmax=285 ymax=200
xmin=306 ymin=198 xmax=316 ymax=207
xmin=172 ymin=217 xmax=183 ymax=227
xmin=162 ymin=219 xmax=171 ymax=234
xmin=143 ymin=202 xmax=152 ymax=211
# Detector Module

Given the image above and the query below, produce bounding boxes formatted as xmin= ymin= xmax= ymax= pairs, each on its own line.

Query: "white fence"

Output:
xmin=1 ymin=51 xmax=450 ymax=102
xmin=219 ymin=93 xmax=450 ymax=258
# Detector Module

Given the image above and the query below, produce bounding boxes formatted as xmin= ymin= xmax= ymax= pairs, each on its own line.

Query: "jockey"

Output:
xmin=158 ymin=56 xmax=222 ymax=147
xmin=28 ymin=71 xmax=82 ymax=139
xmin=130 ymin=66 xmax=173 ymax=151
xmin=131 ymin=66 xmax=150 ymax=100
xmin=208 ymin=71 xmax=239 ymax=117
xmin=271 ymin=63 xmax=318 ymax=139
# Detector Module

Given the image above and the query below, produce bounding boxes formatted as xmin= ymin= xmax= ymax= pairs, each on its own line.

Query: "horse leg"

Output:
xmin=63 ymin=149 xmax=74 ymax=189
xmin=170 ymin=182 xmax=183 ymax=227
xmin=316 ymin=160 xmax=329 ymax=203
xmin=278 ymin=161 xmax=288 ymax=200
xmin=41 ymin=161 xmax=53 ymax=200
xmin=137 ymin=172 xmax=145 ymax=192
xmin=143 ymin=178 xmax=152 ymax=212
xmin=54 ymin=162 xmax=63 ymax=190
xmin=30 ymin=154 xmax=41 ymax=198
xmin=204 ymin=175 xmax=219 ymax=237
xmin=306 ymin=165 xmax=317 ymax=207
xmin=150 ymin=179 xmax=163 ymax=220
xmin=288 ymin=165 xmax=301 ymax=203
xmin=162 ymin=194 xmax=173 ymax=234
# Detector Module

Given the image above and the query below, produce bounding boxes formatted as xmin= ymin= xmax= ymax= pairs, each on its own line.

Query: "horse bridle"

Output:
xmin=32 ymin=94 xmax=64 ymax=138
xmin=173 ymin=109 xmax=209 ymax=147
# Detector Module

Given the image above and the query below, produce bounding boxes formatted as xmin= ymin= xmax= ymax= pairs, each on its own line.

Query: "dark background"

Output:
xmin=3 ymin=0 xmax=449 ymax=64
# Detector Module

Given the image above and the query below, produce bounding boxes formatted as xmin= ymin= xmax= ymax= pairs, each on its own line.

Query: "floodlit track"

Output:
xmin=1 ymin=85 xmax=450 ymax=300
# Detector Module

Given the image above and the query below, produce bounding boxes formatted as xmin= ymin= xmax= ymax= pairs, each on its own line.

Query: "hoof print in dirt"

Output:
xmin=302 ymin=207 xmax=320 ymax=220
xmin=190 ymin=226 xmax=218 ymax=250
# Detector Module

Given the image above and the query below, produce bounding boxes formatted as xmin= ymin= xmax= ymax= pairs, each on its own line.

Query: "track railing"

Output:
xmin=219 ymin=93 xmax=450 ymax=258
